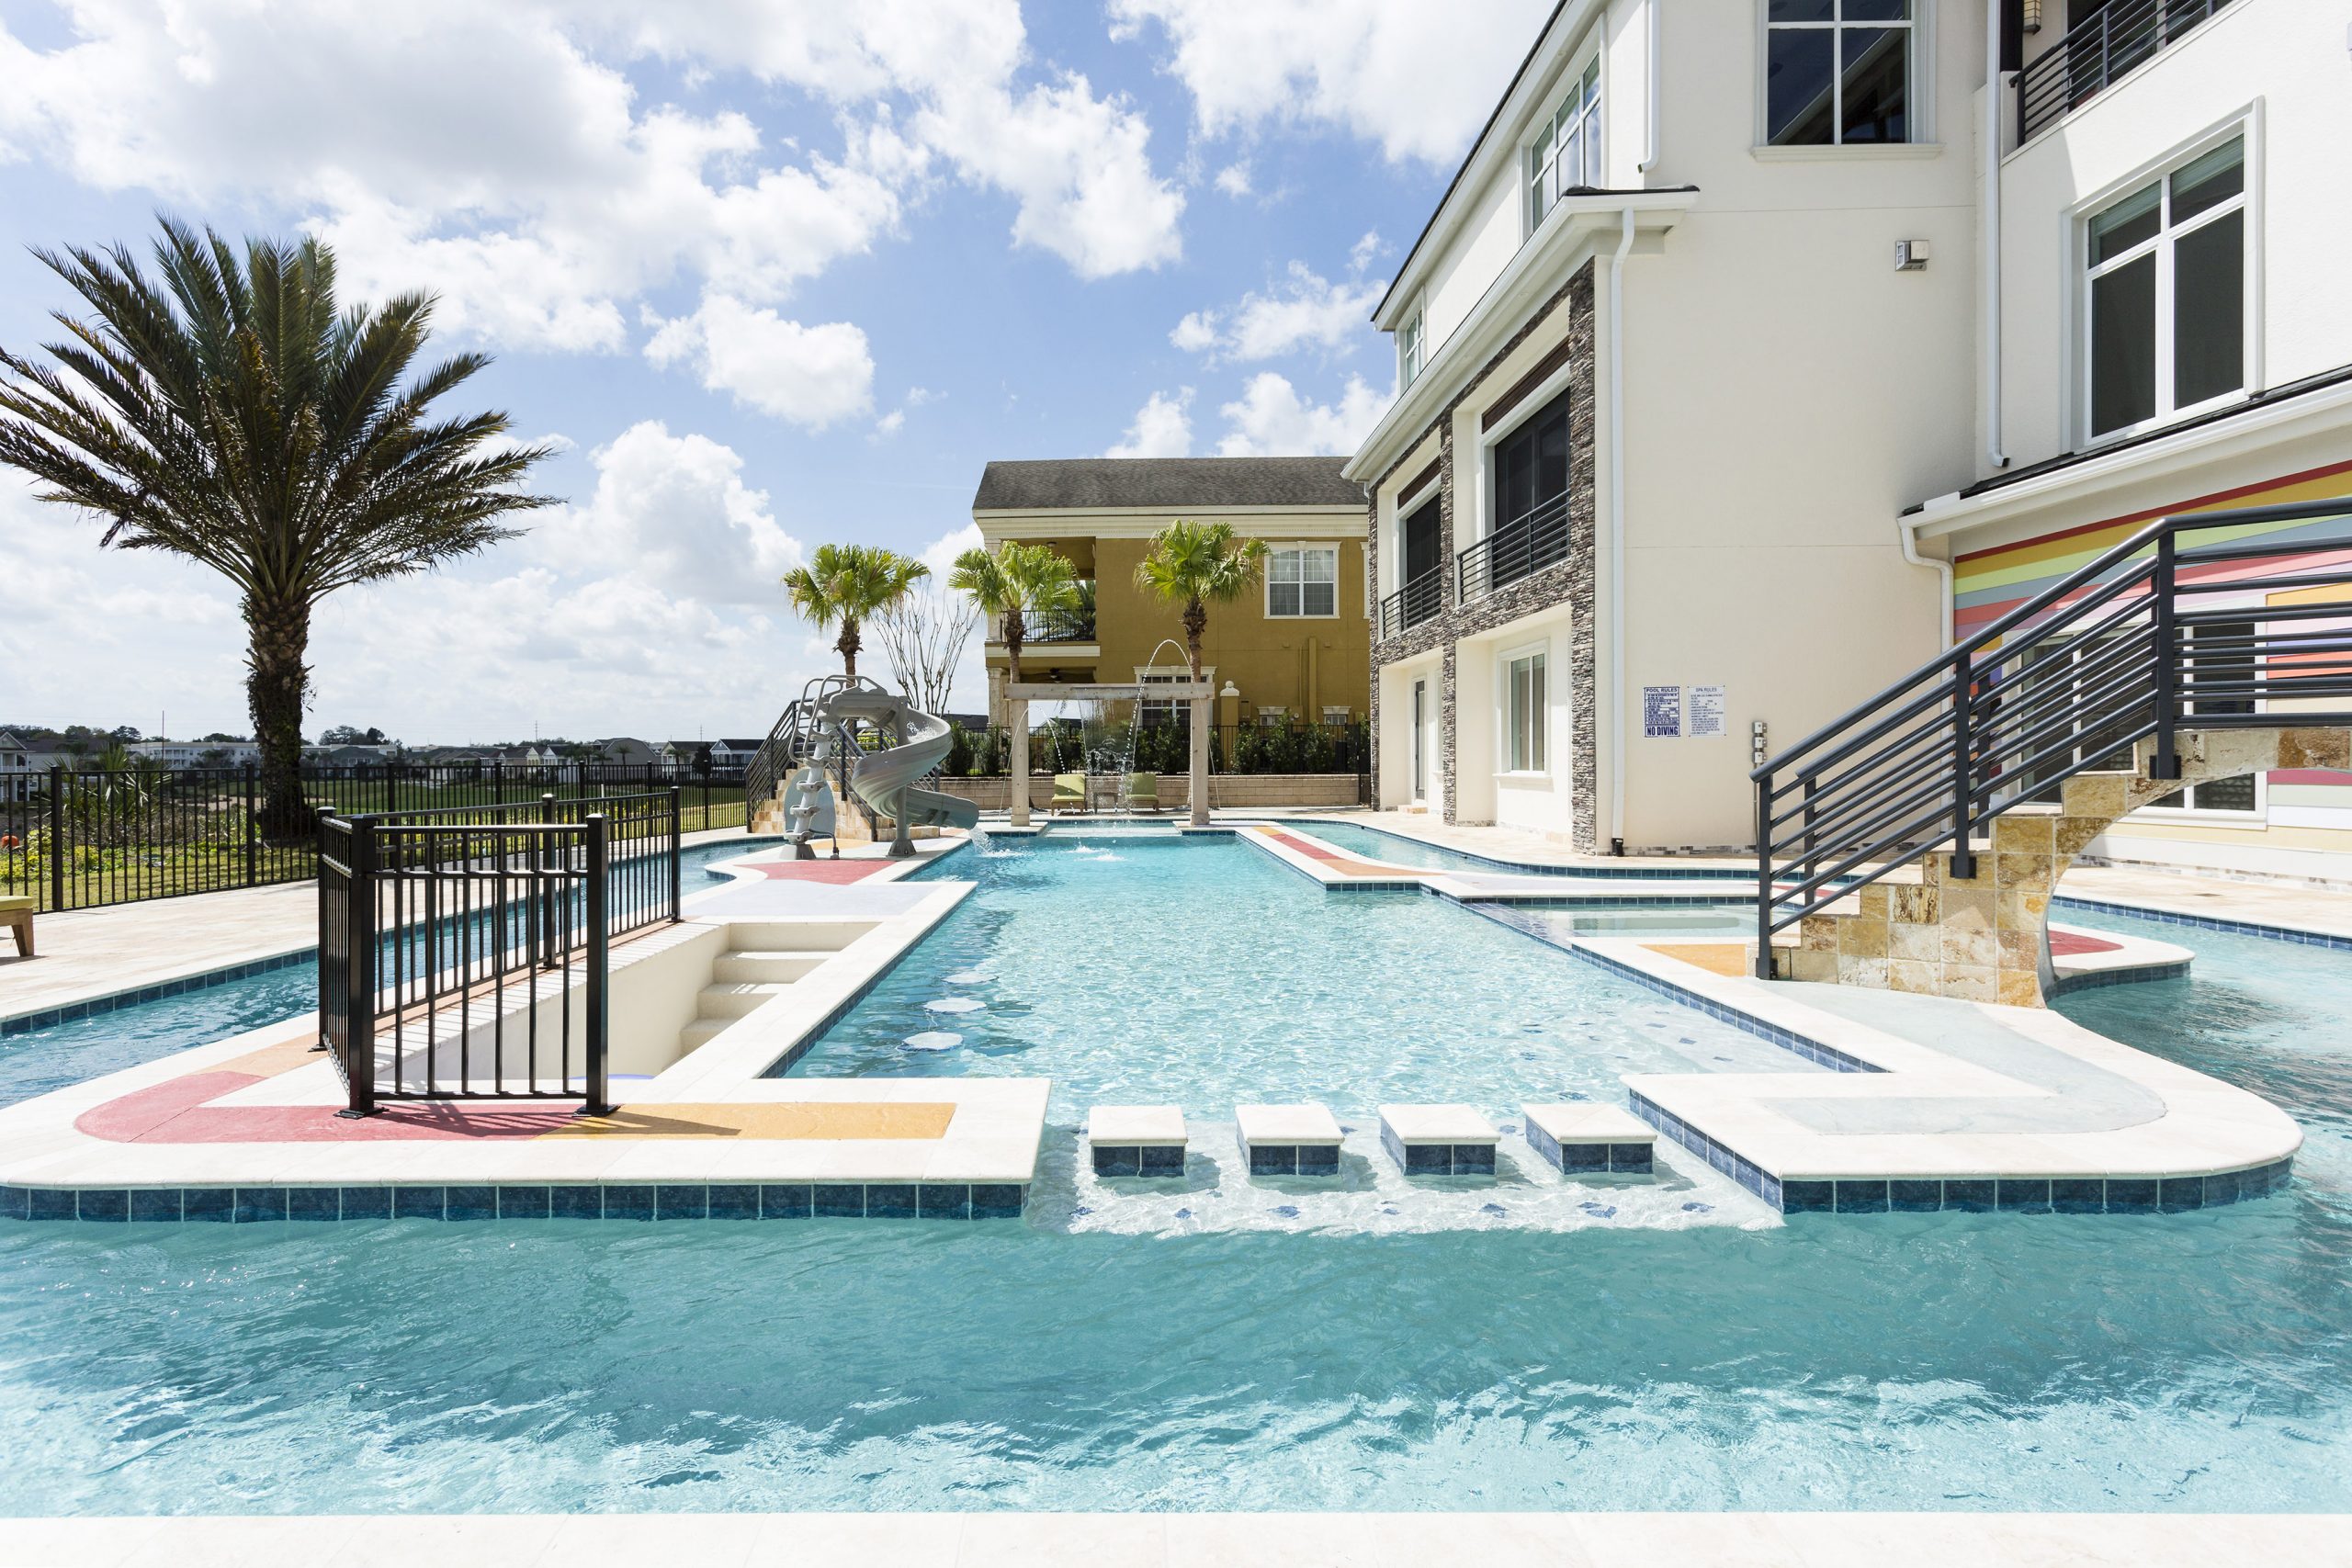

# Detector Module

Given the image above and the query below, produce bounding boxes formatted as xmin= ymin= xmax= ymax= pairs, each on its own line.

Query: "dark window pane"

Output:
xmin=1768 ymin=0 xmax=1834 ymax=19
xmin=2170 ymin=138 xmax=2244 ymax=221
xmin=1767 ymin=28 xmax=1836 ymax=144
xmin=2090 ymin=254 xmax=2156 ymax=434
xmin=2174 ymin=209 xmax=2244 ymax=408
xmin=1844 ymin=0 xmax=1911 ymax=17
xmin=2089 ymin=183 xmax=2160 ymax=264
xmin=1839 ymin=28 xmax=1908 ymax=142
xmin=2194 ymin=773 xmax=2258 ymax=812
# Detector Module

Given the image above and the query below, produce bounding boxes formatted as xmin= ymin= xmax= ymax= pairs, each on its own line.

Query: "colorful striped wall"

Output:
xmin=1951 ymin=459 xmax=2352 ymax=647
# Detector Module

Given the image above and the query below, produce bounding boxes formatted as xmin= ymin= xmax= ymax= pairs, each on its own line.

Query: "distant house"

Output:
xmin=659 ymin=739 xmax=755 ymax=773
xmin=595 ymin=737 xmax=658 ymax=767
xmin=128 ymin=739 xmax=262 ymax=770
xmin=0 ymin=729 xmax=64 ymax=803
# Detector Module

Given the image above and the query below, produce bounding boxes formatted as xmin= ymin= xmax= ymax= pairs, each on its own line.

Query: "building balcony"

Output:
xmin=988 ymin=605 xmax=1098 ymax=647
xmin=1378 ymin=569 xmax=1443 ymax=639
xmin=1457 ymin=492 xmax=1571 ymax=606
xmin=2017 ymin=0 xmax=2236 ymax=144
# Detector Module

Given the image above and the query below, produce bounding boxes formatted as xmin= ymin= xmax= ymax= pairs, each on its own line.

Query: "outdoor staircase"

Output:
xmin=1749 ymin=494 xmax=2352 ymax=1008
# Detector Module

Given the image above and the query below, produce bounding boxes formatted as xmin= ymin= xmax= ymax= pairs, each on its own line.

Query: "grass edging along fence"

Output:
xmin=1 ymin=761 xmax=744 ymax=914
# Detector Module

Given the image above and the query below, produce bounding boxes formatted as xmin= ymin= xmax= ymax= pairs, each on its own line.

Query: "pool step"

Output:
xmin=713 ymin=951 xmax=830 ymax=985
xmin=697 ymin=980 xmax=789 ymax=1019
xmin=677 ymin=1017 xmax=733 ymax=1052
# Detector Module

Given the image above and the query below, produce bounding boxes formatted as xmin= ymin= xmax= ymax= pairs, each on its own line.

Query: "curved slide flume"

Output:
xmin=849 ymin=704 xmax=978 ymax=833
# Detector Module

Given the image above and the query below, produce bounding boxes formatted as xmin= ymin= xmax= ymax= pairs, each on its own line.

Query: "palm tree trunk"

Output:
xmin=839 ymin=615 xmax=860 ymax=679
xmin=1183 ymin=597 xmax=1207 ymax=683
xmin=1005 ymin=608 xmax=1025 ymax=686
xmin=244 ymin=593 xmax=312 ymax=842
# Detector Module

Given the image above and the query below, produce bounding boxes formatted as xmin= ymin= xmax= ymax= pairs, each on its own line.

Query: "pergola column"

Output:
xmin=1007 ymin=698 xmax=1031 ymax=828
xmin=1189 ymin=695 xmax=1211 ymax=828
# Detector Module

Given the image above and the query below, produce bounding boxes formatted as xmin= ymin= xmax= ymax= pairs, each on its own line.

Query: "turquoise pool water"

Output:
xmin=3 ymin=852 xmax=2351 ymax=1513
xmin=0 ymin=840 xmax=763 ymax=1110
xmin=784 ymin=833 xmax=1805 ymax=1113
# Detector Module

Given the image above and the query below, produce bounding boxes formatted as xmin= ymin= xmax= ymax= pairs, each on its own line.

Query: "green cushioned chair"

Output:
xmin=1123 ymin=773 xmax=1159 ymax=812
xmin=1051 ymin=772 xmax=1087 ymax=812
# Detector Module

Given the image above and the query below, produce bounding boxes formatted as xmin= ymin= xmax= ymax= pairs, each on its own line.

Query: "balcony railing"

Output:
xmin=997 ymin=605 xmax=1097 ymax=644
xmin=1457 ymin=492 xmax=1571 ymax=606
xmin=2016 ymin=0 xmax=2234 ymax=144
xmin=1379 ymin=568 xmax=1443 ymax=638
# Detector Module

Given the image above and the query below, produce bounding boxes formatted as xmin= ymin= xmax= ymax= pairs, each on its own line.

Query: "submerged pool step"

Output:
xmin=712 ymin=951 xmax=831 ymax=985
xmin=697 ymin=980 xmax=790 ymax=1019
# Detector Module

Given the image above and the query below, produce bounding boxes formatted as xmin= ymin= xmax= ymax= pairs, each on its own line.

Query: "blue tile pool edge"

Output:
xmin=0 ymin=945 xmax=319 ymax=1037
xmin=0 ymin=1180 xmax=1029 ymax=1224
xmin=2051 ymin=894 xmax=2352 ymax=952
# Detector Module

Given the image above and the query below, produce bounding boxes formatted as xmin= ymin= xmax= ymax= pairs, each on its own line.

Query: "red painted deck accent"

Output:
xmin=76 ymin=1069 xmax=582 ymax=1144
xmin=2048 ymin=930 xmax=2124 ymax=957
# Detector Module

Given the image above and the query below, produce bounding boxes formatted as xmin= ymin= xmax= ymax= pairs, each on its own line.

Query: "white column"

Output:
xmin=1008 ymin=698 xmax=1031 ymax=828
xmin=1189 ymin=695 xmax=1211 ymax=828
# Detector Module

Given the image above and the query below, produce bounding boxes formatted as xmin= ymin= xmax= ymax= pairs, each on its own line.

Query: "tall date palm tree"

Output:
xmin=0 ymin=220 xmax=557 ymax=838
xmin=782 ymin=542 xmax=930 ymax=680
xmin=948 ymin=539 xmax=1080 ymax=686
xmin=1133 ymin=519 xmax=1269 ymax=684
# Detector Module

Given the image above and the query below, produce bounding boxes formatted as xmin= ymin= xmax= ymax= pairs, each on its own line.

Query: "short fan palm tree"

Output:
xmin=1133 ymin=519 xmax=1269 ymax=684
xmin=0 ymin=220 xmax=558 ymax=839
xmin=948 ymin=540 xmax=1080 ymax=684
xmin=783 ymin=543 xmax=929 ymax=680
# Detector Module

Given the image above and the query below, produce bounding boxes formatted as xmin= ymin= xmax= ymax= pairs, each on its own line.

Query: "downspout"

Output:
xmin=1607 ymin=206 xmax=1636 ymax=852
xmin=1983 ymin=0 xmax=2007 ymax=471
xmin=1900 ymin=516 xmax=1955 ymax=649
xmin=1637 ymin=0 xmax=1660 ymax=175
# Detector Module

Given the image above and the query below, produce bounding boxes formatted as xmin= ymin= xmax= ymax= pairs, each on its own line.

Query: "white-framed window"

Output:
xmin=1136 ymin=666 xmax=1204 ymax=727
xmin=1505 ymin=649 xmax=1549 ymax=773
xmin=1764 ymin=0 xmax=1915 ymax=148
xmin=1258 ymin=706 xmax=1289 ymax=728
xmin=1530 ymin=56 xmax=1603 ymax=228
xmin=1399 ymin=310 xmax=1424 ymax=389
xmin=1320 ymin=705 xmax=1352 ymax=724
xmin=1266 ymin=546 xmax=1339 ymax=617
xmin=2085 ymin=135 xmax=2246 ymax=442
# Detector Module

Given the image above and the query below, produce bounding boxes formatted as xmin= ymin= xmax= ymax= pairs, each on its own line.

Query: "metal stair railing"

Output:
xmin=1751 ymin=494 xmax=2352 ymax=978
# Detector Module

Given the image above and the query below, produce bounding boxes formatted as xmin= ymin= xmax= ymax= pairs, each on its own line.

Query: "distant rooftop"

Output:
xmin=972 ymin=457 xmax=1361 ymax=513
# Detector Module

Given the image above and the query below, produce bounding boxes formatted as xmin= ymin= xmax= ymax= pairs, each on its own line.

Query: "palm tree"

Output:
xmin=1133 ymin=520 xmax=1270 ymax=684
xmin=0 ymin=220 xmax=557 ymax=838
xmin=782 ymin=543 xmax=930 ymax=680
xmin=948 ymin=540 xmax=1080 ymax=684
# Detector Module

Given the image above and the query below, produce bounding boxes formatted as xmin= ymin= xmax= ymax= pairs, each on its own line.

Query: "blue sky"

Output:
xmin=0 ymin=1 xmax=1548 ymax=743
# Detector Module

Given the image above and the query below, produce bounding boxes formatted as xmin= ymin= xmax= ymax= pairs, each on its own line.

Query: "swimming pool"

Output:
xmin=4 ymin=846 xmax=2351 ymax=1514
xmin=0 ymin=839 xmax=768 ymax=1110
xmin=781 ymin=832 xmax=1806 ymax=1113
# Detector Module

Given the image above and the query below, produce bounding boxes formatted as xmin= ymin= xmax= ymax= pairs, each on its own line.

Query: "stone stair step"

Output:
xmin=713 ymin=951 xmax=826 ymax=985
xmin=697 ymin=981 xmax=787 ymax=1019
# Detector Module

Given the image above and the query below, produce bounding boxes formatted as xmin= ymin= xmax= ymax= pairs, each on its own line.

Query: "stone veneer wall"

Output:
xmin=1366 ymin=261 xmax=1599 ymax=852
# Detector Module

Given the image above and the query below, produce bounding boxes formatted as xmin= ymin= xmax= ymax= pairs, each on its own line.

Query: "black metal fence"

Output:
xmin=1380 ymin=568 xmax=1442 ymax=638
xmin=1 ymin=760 xmax=743 ymax=912
xmin=944 ymin=716 xmax=1372 ymax=779
xmin=2016 ymin=0 xmax=2233 ymax=143
xmin=317 ymin=789 xmax=680 ymax=1116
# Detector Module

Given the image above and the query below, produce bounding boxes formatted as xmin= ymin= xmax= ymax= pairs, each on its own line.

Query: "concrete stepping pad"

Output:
xmin=1236 ymin=1103 xmax=1343 ymax=1177
xmin=1088 ymin=1105 xmax=1187 ymax=1177
xmin=1379 ymin=1104 xmax=1499 ymax=1176
xmin=1523 ymin=1102 xmax=1657 ymax=1175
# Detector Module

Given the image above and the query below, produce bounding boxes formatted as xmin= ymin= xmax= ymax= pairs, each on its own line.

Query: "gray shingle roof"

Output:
xmin=973 ymin=457 xmax=1362 ymax=513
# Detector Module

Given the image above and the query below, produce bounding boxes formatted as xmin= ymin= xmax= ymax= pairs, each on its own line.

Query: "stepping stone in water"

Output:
xmin=1087 ymin=1104 xmax=1187 ymax=1178
xmin=1380 ymin=1104 xmax=1500 ymax=1177
xmin=924 ymin=997 xmax=984 ymax=1013
xmin=944 ymin=971 xmax=989 ymax=985
xmin=903 ymin=1032 xmax=963 ymax=1053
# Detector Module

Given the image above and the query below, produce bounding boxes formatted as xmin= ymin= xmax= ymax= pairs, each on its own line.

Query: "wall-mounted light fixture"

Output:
xmin=1895 ymin=239 xmax=1930 ymax=270
xmin=2021 ymin=0 xmax=2042 ymax=34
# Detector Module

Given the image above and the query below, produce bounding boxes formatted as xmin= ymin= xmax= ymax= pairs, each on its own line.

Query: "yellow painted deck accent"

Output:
xmin=1642 ymin=942 xmax=1749 ymax=978
xmin=543 ymin=1101 xmax=958 ymax=1141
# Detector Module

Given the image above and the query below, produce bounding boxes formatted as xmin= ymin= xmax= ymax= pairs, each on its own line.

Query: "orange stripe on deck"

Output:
xmin=1642 ymin=942 xmax=1751 ymax=978
xmin=1252 ymin=825 xmax=1409 ymax=877
xmin=541 ymin=1102 xmax=956 ymax=1140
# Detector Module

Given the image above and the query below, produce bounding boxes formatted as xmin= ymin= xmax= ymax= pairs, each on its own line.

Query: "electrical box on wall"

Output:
xmin=1894 ymin=239 xmax=1930 ymax=271
xmin=1750 ymin=717 xmax=1770 ymax=769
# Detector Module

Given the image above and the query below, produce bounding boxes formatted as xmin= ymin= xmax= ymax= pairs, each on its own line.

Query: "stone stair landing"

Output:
xmin=1763 ymin=726 xmax=2352 ymax=1007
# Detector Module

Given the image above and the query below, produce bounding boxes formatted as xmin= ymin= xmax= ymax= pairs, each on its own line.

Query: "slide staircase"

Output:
xmin=746 ymin=676 xmax=978 ymax=857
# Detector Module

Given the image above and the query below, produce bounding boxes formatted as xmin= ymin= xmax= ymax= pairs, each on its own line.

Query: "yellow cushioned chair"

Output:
xmin=0 ymin=893 xmax=33 ymax=959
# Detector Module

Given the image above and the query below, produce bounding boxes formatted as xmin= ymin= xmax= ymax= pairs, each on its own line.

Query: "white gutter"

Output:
xmin=1899 ymin=517 xmax=1955 ymax=649
xmin=1983 ymin=0 xmax=2007 ymax=471
xmin=1638 ymin=0 xmax=1660 ymax=174
xmin=1607 ymin=207 xmax=1636 ymax=852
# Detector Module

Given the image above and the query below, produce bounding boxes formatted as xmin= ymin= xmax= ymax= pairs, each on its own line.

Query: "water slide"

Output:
xmin=842 ymin=700 xmax=979 ymax=834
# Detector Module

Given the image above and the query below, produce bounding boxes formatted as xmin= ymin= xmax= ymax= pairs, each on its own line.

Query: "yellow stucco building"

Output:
xmin=970 ymin=457 xmax=1371 ymax=729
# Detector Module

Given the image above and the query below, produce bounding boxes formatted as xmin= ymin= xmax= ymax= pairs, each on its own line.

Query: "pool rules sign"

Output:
xmin=1642 ymin=684 xmax=1726 ymax=739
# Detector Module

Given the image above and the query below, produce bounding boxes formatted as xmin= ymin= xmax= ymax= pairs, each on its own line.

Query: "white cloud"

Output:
xmin=1213 ymin=161 xmax=1252 ymax=197
xmin=1171 ymin=260 xmax=1385 ymax=364
xmin=1215 ymin=373 xmax=1384 ymax=457
xmin=1109 ymin=0 xmax=1553 ymax=165
xmin=0 ymin=0 xmax=1183 ymax=367
xmin=644 ymin=296 xmax=876 ymax=429
xmin=1106 ymin=389 xmax=1195 ymax=458
xmin=529 ymin=421 xmax=803 ymax=604
xmin=1349 ymin=230 xmax=1385 ymax=275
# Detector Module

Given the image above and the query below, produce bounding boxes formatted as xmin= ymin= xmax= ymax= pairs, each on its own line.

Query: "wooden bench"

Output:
xmin=0 ymin=894 xmax=33 ymax=958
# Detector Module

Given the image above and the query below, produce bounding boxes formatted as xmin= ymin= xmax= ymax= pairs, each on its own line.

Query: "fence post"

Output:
xmin=2150 ymin=529 xmax=2183 ymax=780
xmin=1948 ymin=660 xmax=1978 ymax=882
xmin=345 ymin=816 xmax=379 ymax=1116
xmin=582 ymin=813 xmax=612 ymax=1116
xmin=1754 ymin=771 xmax=1775 ymax=980
xmin=493 ymin=759 xmax=505 ymax=807
xmin=47 ymin=764 xmax=64 ymax=912
xmin=537 ymin=792 xmax=559 ymax=969
xmin=669 ymin=785 xmax=683 ymax=920
xmin=242 ymin=763 xmax=258 ymax=887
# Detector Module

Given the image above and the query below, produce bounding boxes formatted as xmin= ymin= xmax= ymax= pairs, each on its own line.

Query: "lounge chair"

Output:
xmin=1123 ymin=773 xmax=1159 ymax=812
xmin=0 ymin=894 xmax=33 ymax=958
xmin=1052 ymin=772 xmax=1088 ymax=813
